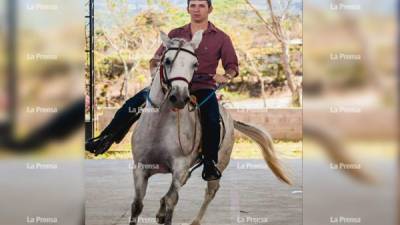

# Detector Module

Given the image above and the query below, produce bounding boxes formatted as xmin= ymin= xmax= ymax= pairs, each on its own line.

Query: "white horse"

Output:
xmin=130 ymin=30 xmax=291 ymax=225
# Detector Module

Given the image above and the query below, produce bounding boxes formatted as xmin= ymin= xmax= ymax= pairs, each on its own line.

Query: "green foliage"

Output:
xmin=96 ymin=55 xmax=124 ymax=79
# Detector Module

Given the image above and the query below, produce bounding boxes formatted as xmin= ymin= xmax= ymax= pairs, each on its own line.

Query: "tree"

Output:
xmin=95 ymin=0 xmax=168 ymax=104
xmin=245 ymin=0 xmax=302 ymax=106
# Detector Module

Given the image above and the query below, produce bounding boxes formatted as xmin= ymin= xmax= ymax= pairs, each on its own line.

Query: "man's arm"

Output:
xmin=220 ymin=34 xmax=239 ymax=79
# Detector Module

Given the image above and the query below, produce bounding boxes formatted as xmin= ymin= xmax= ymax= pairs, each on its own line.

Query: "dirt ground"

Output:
xmin=85 ymin=159 xmax=302 ymax=225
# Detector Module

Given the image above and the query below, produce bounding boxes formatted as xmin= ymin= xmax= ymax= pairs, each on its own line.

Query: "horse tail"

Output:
xmin=233 ymin=120 xmax=292 ymax=185
xmin=304 ymin=124 xmax=376 ymax=184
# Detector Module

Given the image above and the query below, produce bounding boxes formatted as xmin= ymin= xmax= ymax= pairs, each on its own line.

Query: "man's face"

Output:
xmin=187 ymin=0 xmax=212 ymax=23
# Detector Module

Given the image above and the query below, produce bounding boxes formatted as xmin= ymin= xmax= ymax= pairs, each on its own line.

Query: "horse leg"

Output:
xmin=129 ymin=168 xmax=149 ymax=225
xmin=158 ymin=165 xmax=188 ymax=225
xmin=155 ymin=184 xmax=170 ymax=224
xmin=191 ymin=180 xmax=221 ymax=225
xmin=163 ymin=178 xmax=180 ymax=225
xmin=156 ymin=168 xmax=190 ymax=224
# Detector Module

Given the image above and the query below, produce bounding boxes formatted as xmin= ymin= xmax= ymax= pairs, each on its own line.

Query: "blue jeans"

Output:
xmin=101 ymin=87 xmax=148 ymax=143
xmin=191 ymin=89 xmax=221 ymax=163
xmin=102 ymin=87 xmax=220 ymax=162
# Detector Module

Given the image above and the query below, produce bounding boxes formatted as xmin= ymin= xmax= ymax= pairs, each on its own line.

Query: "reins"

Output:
xmin=188 ymin=83 xmax=227 ymax=112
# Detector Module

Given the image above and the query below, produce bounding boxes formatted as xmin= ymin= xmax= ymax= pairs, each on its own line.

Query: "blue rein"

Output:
xmin=192 ymin=83 xmax=227 ymax=110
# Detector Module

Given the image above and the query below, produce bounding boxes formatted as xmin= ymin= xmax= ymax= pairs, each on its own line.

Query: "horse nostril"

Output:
xmin=169 ymin=95 xmax=177 ymax=103
xmin=184 ymin=97 xmax=190 ymax=103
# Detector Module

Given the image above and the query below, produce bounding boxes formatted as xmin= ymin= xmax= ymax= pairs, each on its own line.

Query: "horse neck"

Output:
xmin=146 ymin=68 xmax=166 ymax=109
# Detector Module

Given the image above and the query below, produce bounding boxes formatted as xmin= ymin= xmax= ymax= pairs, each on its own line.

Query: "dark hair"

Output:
xmin=187 ymin=0 xmax=212 ymax=7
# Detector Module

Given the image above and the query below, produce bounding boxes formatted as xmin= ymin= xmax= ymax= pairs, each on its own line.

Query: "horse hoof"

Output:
xmin=129 ymin=217 xmax=138 ymax=225
xmin=156 ymin=214 xmax=165 ymax=224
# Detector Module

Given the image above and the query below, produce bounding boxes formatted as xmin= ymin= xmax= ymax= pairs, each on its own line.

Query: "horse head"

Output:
xmin=159 ymin=30 xmax=203 ymax=109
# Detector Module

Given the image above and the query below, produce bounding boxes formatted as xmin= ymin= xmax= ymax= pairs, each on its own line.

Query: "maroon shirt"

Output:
xmin=154 ymin=22 xmax=239 ymax=91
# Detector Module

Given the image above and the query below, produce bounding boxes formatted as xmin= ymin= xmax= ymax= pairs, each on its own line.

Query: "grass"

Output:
xmin=232 ymin=138 xmax=302 ymax=159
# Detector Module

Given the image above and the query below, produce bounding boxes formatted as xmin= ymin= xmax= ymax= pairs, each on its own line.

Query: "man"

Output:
xmin=86 ymin=0 xmax=239 ymax=181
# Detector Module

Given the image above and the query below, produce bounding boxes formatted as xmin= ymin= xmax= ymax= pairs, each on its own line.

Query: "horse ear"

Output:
xmin=190 ymin=30 xmax=204 ymax=50
xmin=160 ymin=31 xmax=171 ymax=48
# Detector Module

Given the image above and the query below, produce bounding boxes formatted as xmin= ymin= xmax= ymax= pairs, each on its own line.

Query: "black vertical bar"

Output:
xmin=89 ymin=0 xmax=95 ymax=139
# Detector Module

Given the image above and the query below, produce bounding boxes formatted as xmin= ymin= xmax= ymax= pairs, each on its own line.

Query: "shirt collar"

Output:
xmin=183 ymin=21 xmax=218 ymax=34
xmin=207 ymin=22 xmax=218 ymax=33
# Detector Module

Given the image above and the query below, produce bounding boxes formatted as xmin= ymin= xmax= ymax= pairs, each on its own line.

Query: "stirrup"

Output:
xmin=202 ymin=162 xmax=222 ymax=181
xmin=188 ymin=156 xmax=204 ymax=177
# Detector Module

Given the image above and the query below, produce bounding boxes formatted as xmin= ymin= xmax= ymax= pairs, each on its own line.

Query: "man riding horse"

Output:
xmin=86 ymin=0 xmax=239 ymax=181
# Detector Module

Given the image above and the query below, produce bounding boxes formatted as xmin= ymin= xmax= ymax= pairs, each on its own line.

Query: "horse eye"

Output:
xmin=165 ymin=58 xmax=171 ymax=66
xmin=193 ymin=62 xmax=199 ymax=69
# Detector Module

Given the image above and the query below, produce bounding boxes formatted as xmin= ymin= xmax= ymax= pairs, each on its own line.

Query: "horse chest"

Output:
xmin=135 ymin=117 xmax=175 ymax=147
xmin=134 ymin=112 xmax=198 ymax=154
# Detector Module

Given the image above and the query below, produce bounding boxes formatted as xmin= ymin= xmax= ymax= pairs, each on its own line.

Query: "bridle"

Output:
xmin=146 ymin=40 xmax=198 ymax=108
xmin=158 ymin=40 xmax=198 ymax=94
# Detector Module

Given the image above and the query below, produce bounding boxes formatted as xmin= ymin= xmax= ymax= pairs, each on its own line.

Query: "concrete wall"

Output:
xmin=95 ymin=107 xmax=396 ymax=143
xmin=96 ymin=108 xmax=303 ymax=141
xmin=227 ymin=108 xmax=302 ymax=140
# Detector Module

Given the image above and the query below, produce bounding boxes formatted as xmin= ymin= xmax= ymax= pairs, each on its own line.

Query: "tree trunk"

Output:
xmin=280 ymin=40 xmax=300 ymax=107
xmin=259 ymin=76 xmax=267 ymax=108
xmin=120 ymin=60 xmax=129 ymax=101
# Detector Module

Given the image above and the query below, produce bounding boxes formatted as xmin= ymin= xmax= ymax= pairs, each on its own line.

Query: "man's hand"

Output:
xmin=214 ymin=74 xmax=230 ymax=84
